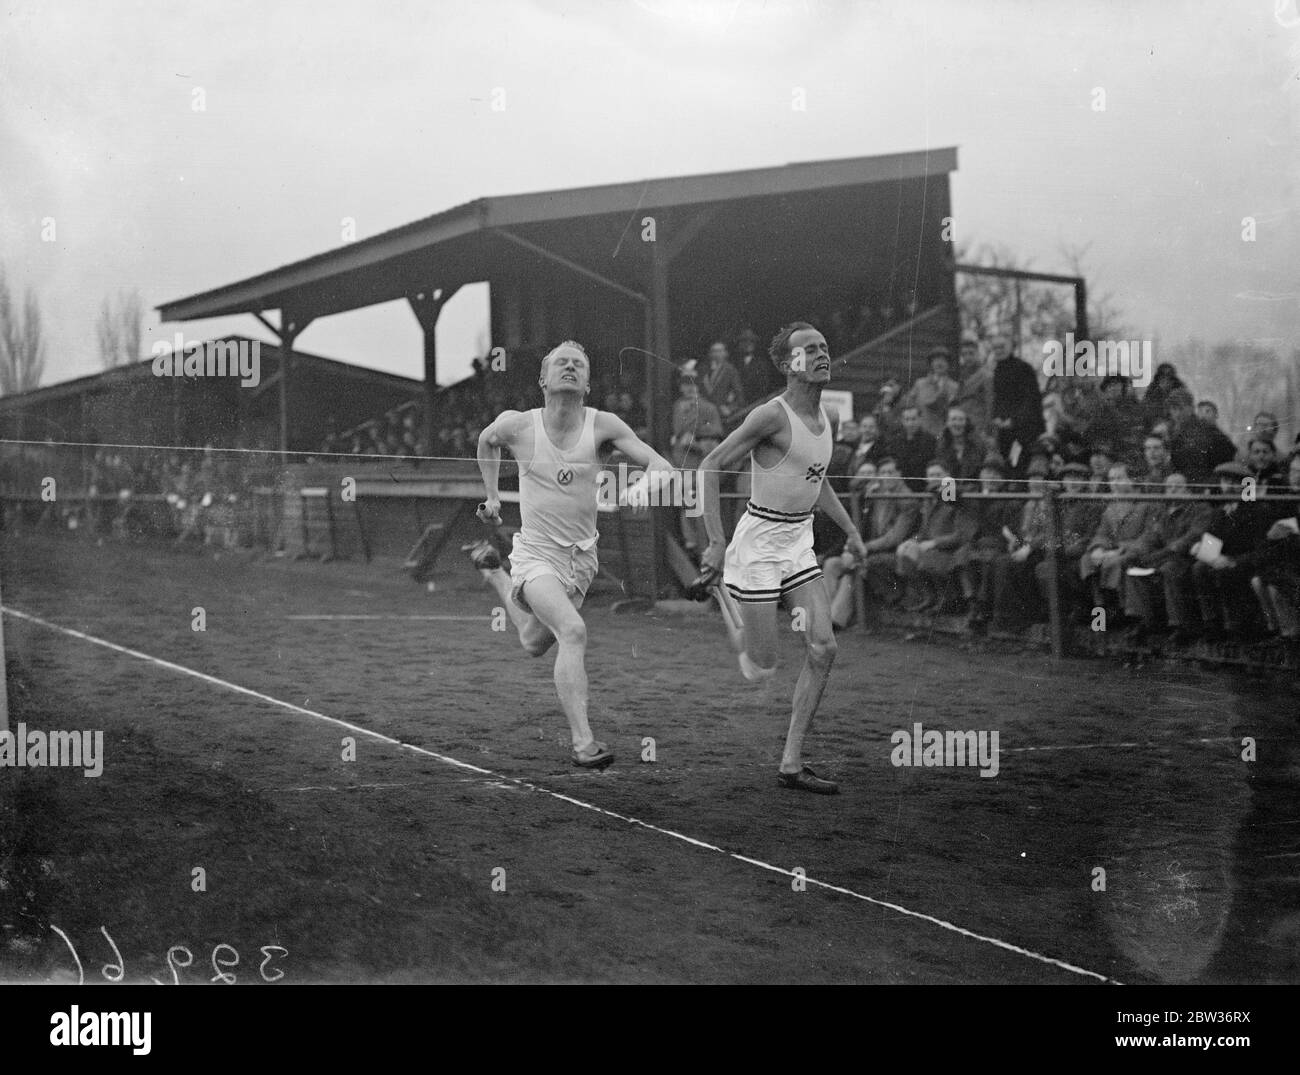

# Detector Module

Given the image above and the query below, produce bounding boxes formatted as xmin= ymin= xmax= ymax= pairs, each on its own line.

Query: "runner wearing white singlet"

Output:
xmin=699 ymin=323 xmax=866 ymax=794
xmin=471 ymin=341 xmax=674 ymax=770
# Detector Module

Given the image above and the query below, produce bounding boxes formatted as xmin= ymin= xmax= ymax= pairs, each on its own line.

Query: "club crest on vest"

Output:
xmin=556 ymin=466 xmax=574 ymax=485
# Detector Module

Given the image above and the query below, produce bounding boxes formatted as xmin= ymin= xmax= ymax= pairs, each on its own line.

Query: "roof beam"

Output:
xmin=495 ymin=229 xmax=647 ymax=305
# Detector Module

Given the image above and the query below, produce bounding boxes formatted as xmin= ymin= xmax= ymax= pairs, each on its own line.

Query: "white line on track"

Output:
xmin=284 ymin=615 xmax=487 ymax=621
xmin=3 ymin=603 xmax=1120 ymax=985
xmin=1003 ymin=737 xmax=1239 ymax=754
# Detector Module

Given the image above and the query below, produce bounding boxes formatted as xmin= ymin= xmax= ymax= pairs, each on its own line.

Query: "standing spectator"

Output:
xmin=1196 ymin=399 xmax=1221 ymax=428
xmin=734 ymin=327 xmax=782 ymax=404
xmin=904 ymin=347 xmax=960 ymax=437
xmin=935 ymin=406 xmax=988 ymax=486
xmin=989 ymin=329 xmax=1045 ymax=476
xmin=872 ymin=379 xmax=904 ymax=445
xmin=1167 ymin=388 xmax=1236 ymax=486
xmin=670 ymin=374 xmax=722 ymax=557
xmin=892 ymin=405 xmax=937 ymax=492
xmin=1141 ymin=362 xmax=1186 ymax=429
xmin=954 ymin=331 xmax=994 ymax=435
xmin=698 ymin=340 xmax=743 ymax=421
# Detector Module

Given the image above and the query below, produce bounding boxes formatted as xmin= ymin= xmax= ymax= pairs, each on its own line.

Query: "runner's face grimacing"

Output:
xmin=784 ymin=328 xmax=830 ymax=382
xmin=541 ymin=349 xmax=590 ymax=397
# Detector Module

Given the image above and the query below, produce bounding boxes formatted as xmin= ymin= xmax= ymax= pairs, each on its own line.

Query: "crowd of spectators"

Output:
xmin=813 ymin=332 xmax=1300 ymax=649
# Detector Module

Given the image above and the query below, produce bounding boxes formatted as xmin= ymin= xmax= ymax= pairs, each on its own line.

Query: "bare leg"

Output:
xmin=518 ymin=574 xmax=596 ymax=752
xmin=822 ymin=553 xmax=856 ymax=628
xmin=778 ymin=579 xmax=838 ymax=775
xmin=480 ymin=565 xmax=556 ymax=656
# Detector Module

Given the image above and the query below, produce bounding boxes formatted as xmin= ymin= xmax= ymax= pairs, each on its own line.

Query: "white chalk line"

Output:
xmin=1004 ymin=737 xmax=1240 ymax=754
xmin=285 ymin=615 xmax=488 ymax=621
xmin=2 ymin=603 xmax=1119 ymax=984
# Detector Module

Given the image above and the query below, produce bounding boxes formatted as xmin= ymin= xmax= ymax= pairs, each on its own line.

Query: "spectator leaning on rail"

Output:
xmin=1122 ymin=472 xmax=1214 ymax=645
xmin=953 ymin=330 xmax=993 ymax=435
xmin=904 ymin=347 xmax=960 ymax=438
xmin=895 ymin=460 xmax=977 ymax=613
xmin=1190 ymin=460 xmax=1275 ymax=642
xmin=1080 ymin=461 xmax=1160 ymax=618
xmin=988 ymin=329 xmax=1045 ymax=477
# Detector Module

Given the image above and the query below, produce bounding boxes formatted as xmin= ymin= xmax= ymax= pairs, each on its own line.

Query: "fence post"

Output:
xmin=1043 ymin=486 xmax=1065 ymax=660
xmin=850 ymin=487 xmax=867 ymax=632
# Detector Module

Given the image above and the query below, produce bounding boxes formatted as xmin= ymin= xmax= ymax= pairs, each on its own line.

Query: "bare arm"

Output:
xmin=476 ymin=410 xmax=523 ymax=522
xmin=698 ymin=402 xmax=784 ymax=553
xmin=595 ymin=411 xmax=672 ymax=472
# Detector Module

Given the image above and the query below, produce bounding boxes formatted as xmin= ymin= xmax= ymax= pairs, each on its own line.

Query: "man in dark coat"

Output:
xmin=989 ymin=329 xmax=1044 ymax=477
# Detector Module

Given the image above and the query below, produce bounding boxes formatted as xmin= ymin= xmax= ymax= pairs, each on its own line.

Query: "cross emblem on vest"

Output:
xmin=556 ymin=466 xmax=574 ymax=486
xmin=805 ymin=463 xmax=826 ymax=482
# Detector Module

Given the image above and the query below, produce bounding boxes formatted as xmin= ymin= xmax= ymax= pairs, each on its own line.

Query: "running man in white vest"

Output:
xmin=698 ymin=323 xmax=866 ymax=794
xmin=468 ymin=340 xmax=674 ymax=769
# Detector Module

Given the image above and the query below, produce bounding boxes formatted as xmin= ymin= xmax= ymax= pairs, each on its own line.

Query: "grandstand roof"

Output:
xmin=157 ymin=147 xmax=958 ymax=323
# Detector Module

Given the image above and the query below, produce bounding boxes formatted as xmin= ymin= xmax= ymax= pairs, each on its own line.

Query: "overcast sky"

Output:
xmin=2 ymin=0 xmax=1297 ymax=391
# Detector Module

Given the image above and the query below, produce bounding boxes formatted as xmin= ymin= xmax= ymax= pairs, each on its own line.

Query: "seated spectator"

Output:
xmin=1167 ymin=388 xmax=1236 ymax=484
xmin=1139 ymin=433 xmax=1173 ymax=492
xmin=829 ymin=417 xmax=861 ymax=478
xmin=960 ymin=459 xmax=1023 ymax=627
xmin=847 ymin=414 xmax=888 ymax=474
xmin=1253 ymin=452 xmax=1300 ymax=641
xmin=985 ymin=457 xmax=1055 ymax=632
xmin=1080 ymin=462 xmax=1160 ymax=617
xmin=1250 ymin=410 xmax=1280 ymax=447
xmin=895 ymin=461 xmax=976 ymax=612
xmin=936 ymin=405 xmax=987 ymax=485
xmin=1087 ymin=447 xmax=1116 ymax=494
xmin=891 ymin=405 xmax=937 ymax=492
xmin=856 ymin=458 xmax=923 ymax=613
xmin=1191 ymin=461 xmax=1275 ymax=641
xmin=953 ymin=331 xmax=993 ymax=435
xmin=904 ymin=347 xmax=960 ymax=437
xmin=1122 ymin=473 xmax=1213 ymax=644
xmin=1245 ymin=436 xmax=1282 ymax=488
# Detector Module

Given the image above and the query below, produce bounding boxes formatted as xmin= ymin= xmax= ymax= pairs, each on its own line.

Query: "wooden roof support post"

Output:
xmin=408 ymin=286 xmax=461 ymax=465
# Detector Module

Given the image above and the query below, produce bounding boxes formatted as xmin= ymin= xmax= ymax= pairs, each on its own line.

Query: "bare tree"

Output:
xmin=0 ymin=263 xmax=47 ymax=395
xmin=96 ymin=289 xmax=145 ymax=368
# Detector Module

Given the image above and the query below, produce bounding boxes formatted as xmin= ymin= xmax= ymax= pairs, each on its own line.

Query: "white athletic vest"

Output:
xmin=518 ymin=407 xmax=600 ymax=549
xmin=748 ymin=397 xmax=833 ymax=519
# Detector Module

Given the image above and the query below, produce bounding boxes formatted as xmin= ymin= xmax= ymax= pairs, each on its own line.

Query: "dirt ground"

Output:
xmin=1 ymin=527 xmax=1297 ymax=984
